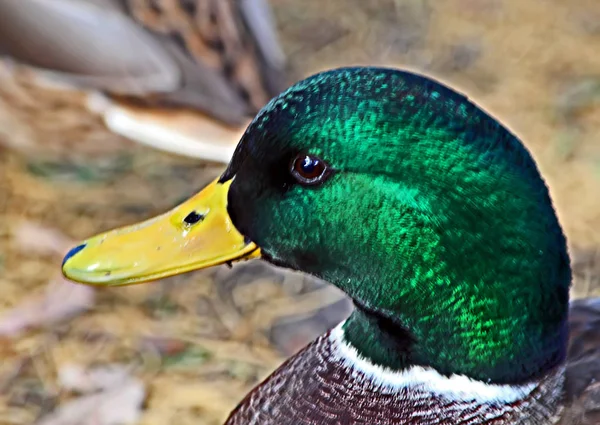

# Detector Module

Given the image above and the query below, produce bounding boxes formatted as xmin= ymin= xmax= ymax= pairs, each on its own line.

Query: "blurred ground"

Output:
xmin=1 ymin=0 xmax=600 ymax=424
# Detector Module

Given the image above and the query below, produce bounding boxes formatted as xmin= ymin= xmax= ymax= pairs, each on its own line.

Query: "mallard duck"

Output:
xmin=61 ymin=67 xmax=600 ymax=424
xmin=0 ymin=0 xmax=286 ymax=163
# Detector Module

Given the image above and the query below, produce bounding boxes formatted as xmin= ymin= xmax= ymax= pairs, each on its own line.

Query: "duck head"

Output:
xmin=63 ymin=67 xmax=571 ymax=385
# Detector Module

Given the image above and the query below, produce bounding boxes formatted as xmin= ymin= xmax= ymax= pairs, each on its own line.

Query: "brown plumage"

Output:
xmin=219 ymin=298 xmax=600 ymax=425
xmin=558 ymin=297 xmax=600 ymax=425
xmin=0 ymin=0 xmax=287 ymax=162
xmin=0 ymin=0 xmax=286 ymax=125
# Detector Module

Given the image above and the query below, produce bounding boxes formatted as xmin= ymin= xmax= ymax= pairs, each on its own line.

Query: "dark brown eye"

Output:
xmin=290 ymin=154 xmax=329 ymax=185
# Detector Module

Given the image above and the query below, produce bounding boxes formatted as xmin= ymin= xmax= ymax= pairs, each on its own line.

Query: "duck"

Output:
xmin=0 ymin=0 xmax=286 ymax=163
xmin=61 ymin=66 xmax=600 ymax=424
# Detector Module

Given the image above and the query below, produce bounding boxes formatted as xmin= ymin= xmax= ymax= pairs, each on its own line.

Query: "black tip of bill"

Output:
xmin=62 ymin=243 xmax=86 ymax=268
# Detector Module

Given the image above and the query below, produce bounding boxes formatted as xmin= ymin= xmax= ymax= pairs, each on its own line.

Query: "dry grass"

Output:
xmin=1 ymin=0 xmax=600 ymax=424
xmin=0 ymin=149 xmax=349 ymax=424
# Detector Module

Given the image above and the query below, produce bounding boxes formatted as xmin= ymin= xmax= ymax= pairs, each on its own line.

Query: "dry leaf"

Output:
xmin=37 ymin=381 xmax=145 ymax=425
xmin=58 ymin=364 xmax=132 ymax=394
xmin=11 ymin=221 xmax=74 ymax=257
xmin=139 ymin=336 xmax=189 ymax=357
xmin=0 ymin=278 xmax=95 ymax=337
xmin=37 ymin=363 xmax=146 ymax=425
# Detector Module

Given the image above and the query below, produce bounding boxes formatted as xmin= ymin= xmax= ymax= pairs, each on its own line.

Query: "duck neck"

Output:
xmin=341 ymin=295 xmax=568 ymax=386
xmin=342 ymin=303 xmax=414 ymax=371
xmin=332 ymin=315 xmax=566 ymax=423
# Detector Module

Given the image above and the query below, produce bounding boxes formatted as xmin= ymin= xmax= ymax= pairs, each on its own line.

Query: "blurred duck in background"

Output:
xmin=0 ymin=0 xmax=287 ymax=164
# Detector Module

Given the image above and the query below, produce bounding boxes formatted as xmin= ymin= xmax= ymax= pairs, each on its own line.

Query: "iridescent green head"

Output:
xmin=62 ymin=66 xmax=571 ymax=385
xmin=223 ymin=67 xmax=571 ymax=384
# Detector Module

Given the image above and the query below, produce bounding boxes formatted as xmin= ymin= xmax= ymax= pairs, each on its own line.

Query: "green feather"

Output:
xmin=223 ymin=67 xmax=571 ymax=384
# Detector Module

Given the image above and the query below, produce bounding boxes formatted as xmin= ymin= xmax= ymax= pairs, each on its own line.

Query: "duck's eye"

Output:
xmin=290 ymin=154 xmax=329 ymax=185
xmin=183 ymin=211 xmax=205 ymax=225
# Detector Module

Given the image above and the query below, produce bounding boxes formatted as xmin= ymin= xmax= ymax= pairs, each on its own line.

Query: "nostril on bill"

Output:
xmin=183 ymin=211 xmax=205 ymax=225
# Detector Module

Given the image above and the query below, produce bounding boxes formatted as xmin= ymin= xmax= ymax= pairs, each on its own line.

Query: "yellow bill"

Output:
xmin=62 ymin=178 xmax=260 ymax=286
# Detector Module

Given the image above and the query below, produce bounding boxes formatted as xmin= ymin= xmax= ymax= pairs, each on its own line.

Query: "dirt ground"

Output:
xmin=1 ymin=0 xmax=600 ymax=424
